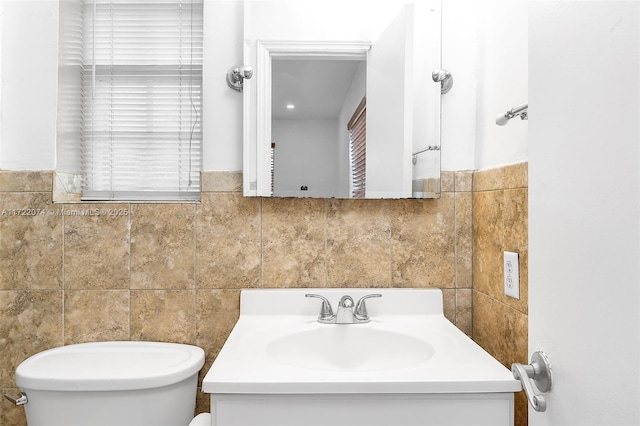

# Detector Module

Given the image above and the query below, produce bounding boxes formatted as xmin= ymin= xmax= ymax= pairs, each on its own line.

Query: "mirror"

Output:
xmin=272 ymin=57 xmax=366 ymax=197
xmin=243 ymin=1 xmax=442 ymax=198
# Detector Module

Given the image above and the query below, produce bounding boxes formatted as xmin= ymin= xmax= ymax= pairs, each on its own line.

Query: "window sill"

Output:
xmin=52 ymin=171 xmax=244 ymax=203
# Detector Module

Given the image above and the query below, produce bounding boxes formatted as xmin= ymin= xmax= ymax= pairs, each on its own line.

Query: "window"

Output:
xmin=348 ymin=97 xmax=366 ymax=199
xmin=80 ymin=0 xmax=203 ymax=201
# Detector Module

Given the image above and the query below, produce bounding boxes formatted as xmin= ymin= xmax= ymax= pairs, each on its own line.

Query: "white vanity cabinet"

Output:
xmin=202 ymin=289 xmax=520 ymax=426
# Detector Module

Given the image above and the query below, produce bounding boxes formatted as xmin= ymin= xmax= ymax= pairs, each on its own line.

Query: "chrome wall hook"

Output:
xmin=226 ymin=66 xmax=253 ymax=92
xmin=432 ymin=69 xmax=453 ymax=94
xmin=512 ymin=351 xmax=552 ymax=412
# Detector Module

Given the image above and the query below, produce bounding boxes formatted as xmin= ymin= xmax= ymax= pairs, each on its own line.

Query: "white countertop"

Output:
xmin=202 ymin=289 xmax=521 ymax=395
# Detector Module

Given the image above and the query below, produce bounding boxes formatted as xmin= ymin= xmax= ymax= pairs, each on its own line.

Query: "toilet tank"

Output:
xmin=15 ymin=341 xmax=205 ymax=426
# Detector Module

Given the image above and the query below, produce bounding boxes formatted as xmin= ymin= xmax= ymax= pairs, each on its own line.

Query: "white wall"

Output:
xmin=474 ymin=0 xmax=528 ymax=170
xmin=272 ymin=119 xmax=339 ymax=197
xmin=440 ymin=0 xmax=477 ymax=171
xmin=0 ymin=0 xmax=58 ymax=170
xmin=529 ymin=2 xmax=639 ymax=424
xmin=440 ymin=0 xmax=528 ymax=172
xmin=245 ymin=0 xmax=407 ymax=42
xmin=411 ymin=1 xmax=441 ymax=182
xmin=0 ymin=0 xmax=3 ymax=158
xmin=202 ymin=0 xmax=244 ymax=172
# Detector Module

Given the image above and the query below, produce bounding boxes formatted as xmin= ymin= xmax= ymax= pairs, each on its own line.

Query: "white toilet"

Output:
xmin=11 ymin=341 xmax=206 ymax=426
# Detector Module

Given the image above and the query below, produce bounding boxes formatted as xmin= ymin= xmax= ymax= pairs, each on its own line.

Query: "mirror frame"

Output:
xmin=243 ymin=40 xmax=371 ymax=197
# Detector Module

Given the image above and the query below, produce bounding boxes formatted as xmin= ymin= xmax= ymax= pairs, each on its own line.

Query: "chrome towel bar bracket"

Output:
xmin=226 ymin=65 xmax=253 ymax=92
xmin=411 ymin=145 xmax=441 ymax=164
xmin=432 ymin=69 xmax=453 ymax=94
xmin=496 ymin=102 xmax=528 ymax=126
xmin=511 ymin=351 xmax=552 ymax=412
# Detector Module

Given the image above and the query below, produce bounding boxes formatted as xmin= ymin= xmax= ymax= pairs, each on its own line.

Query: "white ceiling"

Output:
xmin=271 ymin=58 xmax=364 ymax=120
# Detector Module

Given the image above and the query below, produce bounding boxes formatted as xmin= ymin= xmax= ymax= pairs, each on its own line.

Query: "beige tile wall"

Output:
xmin=472 ymin=162 xmax=529 ymax=426
xmin=0 ymin=169 xmax=473 ymax=425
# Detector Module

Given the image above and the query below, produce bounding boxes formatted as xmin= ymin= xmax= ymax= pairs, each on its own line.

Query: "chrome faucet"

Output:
xmin=336 ymin=295 xmax=355 ymax=323
xmin=306 ymin=294 xmax=381 ymax=324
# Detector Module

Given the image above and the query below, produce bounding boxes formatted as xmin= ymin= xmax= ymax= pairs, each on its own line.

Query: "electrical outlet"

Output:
xmin=504 ymin=251 xmax=520 ymax=299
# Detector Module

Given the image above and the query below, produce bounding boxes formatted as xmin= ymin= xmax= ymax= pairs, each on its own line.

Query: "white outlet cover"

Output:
xmin=504 ymin=251 xmax=520 ymax=299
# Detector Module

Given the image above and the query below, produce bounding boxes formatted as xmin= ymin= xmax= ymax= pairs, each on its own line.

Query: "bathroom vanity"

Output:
xmin=202 ymin=289 xmax=521 ymax=426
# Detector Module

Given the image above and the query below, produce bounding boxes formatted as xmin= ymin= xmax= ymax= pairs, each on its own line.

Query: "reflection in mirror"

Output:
xmin=271 ymin=58 xmax=365 ymax=198
xmin=243 ymin=1 xmax=442 ymax=199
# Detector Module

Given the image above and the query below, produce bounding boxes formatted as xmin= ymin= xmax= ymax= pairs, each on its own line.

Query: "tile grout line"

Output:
xmin=128 ymin=202 xmax=132 ymax=341
xmin=61 ymin=197 xmax=66 ymax=346
xmin=387 ymin=199 xmax=392 ymax=289
xmin=453 ymin=174 xmax=458 ymax=327
xmin=324 ymin=199 xmax=328 ymax=288
xmin=469 ymin=172 xmax=474 ymax=338
xmin=193 ymin=202 xmax=198 ymax=346
xmin=259 ymin=197 xmax=264 ymax=288
xmin=469 ymin=171 xmax=475 ymax=339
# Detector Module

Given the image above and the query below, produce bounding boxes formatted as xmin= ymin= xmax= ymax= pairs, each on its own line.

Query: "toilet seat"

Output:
xmin=189 ymin=413 xmax=211 ymax=426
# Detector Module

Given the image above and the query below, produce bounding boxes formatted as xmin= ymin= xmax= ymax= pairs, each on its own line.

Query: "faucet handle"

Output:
xmin=305 ymin=294 xmax=335 ymax=322
xmin=354 ymin=294 xmax=382 ymax=321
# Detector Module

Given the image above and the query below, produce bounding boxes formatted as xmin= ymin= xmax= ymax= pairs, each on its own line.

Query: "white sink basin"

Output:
xmin=266 ymin=327 xmax=434 ymax=371
xmin=203 ymin=289 xmax=521 ymax=395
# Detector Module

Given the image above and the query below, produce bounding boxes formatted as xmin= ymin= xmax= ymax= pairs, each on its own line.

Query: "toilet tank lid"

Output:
xmin=15 ymin=341 xmax=205 ymax=391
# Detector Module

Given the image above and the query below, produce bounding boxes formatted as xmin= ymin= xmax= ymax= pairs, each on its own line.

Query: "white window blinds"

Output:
xmin=348 ymin=97 xmax=366 ymax=199
xmin=81 ymin=0 xmax=203 ymax=201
